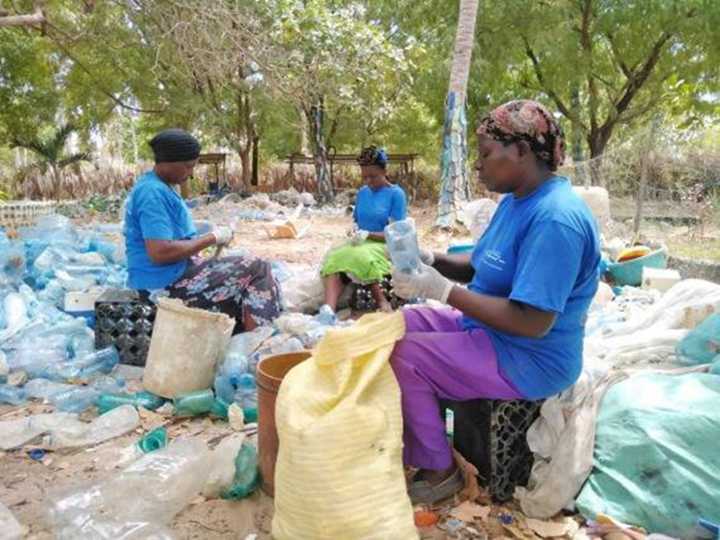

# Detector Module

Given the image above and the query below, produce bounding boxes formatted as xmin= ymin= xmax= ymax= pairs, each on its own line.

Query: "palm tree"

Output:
xmin=12 ymin=124 xmax=89 ymax=199
xmin=435 ymin=0 xmax=480 ymax=228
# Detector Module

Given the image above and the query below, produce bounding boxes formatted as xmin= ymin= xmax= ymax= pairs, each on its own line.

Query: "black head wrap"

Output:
xmin=149 ymin=129 xmax=201 ymax=163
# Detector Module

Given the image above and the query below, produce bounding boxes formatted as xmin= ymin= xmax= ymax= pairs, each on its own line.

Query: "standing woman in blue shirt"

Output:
xmin=389 ymin=101 xmax=600 ymax=504
xmin=320 ymin=146 xmax=407 ymax=313
xmin=124 ymin=129 xmax=282 ymax=333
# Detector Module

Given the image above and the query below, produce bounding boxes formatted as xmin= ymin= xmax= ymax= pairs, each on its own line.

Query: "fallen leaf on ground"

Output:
xmin=450 ymin=501 xmax=491 ymax=523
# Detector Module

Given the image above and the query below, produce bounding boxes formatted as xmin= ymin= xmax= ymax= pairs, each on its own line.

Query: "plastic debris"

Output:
xmin=137 ymin=427 xmax=168 ymax=453
xmin=202 ymin=433 xmax=246 ymax=498
xmin=221 ymin=442 xmax=260 ymax=500
xmin=50 ymin=438 xmax=210 ymax=539
xmin=385 ymin=218 xmax=421 ymax=274
xmin=414 ymin=510 xmax=439 ymax=528
xmin=0 ymin=404 xmax=139 ymax=450
xmin=173 ymin=388 xmax=215 ymax=417
xmin=28 ymin=448 xmax=46 ymax=461
xmin=0 ymin=384 xmax=27 ymax=405
xmin=96 ymin=390 xmax=166 ymax=414
xmin=0 ymin=501 xmax=23 ymax=540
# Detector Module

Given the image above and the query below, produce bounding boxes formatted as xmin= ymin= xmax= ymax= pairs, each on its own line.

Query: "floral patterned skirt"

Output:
xmin=168 ymin=255 xmax=282 ymax=333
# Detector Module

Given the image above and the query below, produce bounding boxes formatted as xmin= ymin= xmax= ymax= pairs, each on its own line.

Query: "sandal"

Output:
xmin=408 ymin=467 xmax=464 ymax=505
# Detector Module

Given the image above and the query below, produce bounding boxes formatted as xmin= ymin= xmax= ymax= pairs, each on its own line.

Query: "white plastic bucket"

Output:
xmin=143 ymin=298 xmax=234 ymax=398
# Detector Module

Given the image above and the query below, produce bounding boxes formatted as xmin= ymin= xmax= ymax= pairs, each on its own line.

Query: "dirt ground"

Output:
xmin=0 ymin=197 xmax=710 ymax=539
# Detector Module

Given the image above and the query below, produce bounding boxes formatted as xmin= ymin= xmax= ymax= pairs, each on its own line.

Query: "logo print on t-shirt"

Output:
xmin=483 ymin=249 xmax=506 ymax=271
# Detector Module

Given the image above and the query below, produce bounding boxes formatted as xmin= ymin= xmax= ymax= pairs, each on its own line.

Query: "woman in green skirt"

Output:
xmin=321 ymin=146 xmax=408 ymax=313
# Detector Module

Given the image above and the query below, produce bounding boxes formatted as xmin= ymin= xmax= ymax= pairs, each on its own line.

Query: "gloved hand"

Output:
xmin=391 ymin=262 xmax=454 ymax=303
xmin=212 ymin=226 xmax=233 ymax=246
xmin=350 ymin=228 xmax=369 ymax=246
xmin=419 ymin=248 xmax=435 ymax=266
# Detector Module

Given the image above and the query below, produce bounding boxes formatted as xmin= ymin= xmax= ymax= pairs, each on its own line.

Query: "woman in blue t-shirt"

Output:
xmin=388 ymin=100 xmax=601 ymax=505
xmin=320 ymin=146 xmax=407 ymax=314
xmin=124 ymin=129 xmax=281 ymax=333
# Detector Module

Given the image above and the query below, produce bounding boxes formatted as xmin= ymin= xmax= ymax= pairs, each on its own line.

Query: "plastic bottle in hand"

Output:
xmin=385 ymin=218 xmax=421 ymax=274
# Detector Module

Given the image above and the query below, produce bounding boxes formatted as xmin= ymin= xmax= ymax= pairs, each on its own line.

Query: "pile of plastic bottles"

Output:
xmin=0 ymin=214 xmax=131 ymax=412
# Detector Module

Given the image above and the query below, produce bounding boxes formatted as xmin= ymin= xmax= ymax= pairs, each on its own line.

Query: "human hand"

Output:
xmin=419 ymin=248 xmax=435 ymax=266
xmin=391 ymin=262 xmax=454 ymax=303
xmin=212 ymin=226 xmax=233 ymax=246
xmin=350 ymin=229 xmax=369 ymax=245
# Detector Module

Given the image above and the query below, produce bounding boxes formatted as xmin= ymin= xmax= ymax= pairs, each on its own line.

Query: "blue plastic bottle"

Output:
xmin=235 ymin=373 xmax=258 ymax=423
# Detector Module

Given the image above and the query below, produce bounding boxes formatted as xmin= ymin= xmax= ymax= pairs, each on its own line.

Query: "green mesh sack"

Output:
xmin=676 ymin=313 xmax=720 ymax=365
xmin=576 ymin=373 xmax=720 ymax=537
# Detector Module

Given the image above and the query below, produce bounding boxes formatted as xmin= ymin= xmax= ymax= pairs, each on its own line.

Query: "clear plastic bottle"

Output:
xmin=235 ymin=374 xmax=258 ymax=423
xmin=0 ymin=384 xmax=26 ymax=405
xmin=384 ymin=218 xmax=421 ymax=274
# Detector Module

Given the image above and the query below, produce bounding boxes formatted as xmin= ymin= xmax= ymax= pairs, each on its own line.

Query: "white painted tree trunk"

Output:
xmin=435 ymin=0 xmax=480 ymax=228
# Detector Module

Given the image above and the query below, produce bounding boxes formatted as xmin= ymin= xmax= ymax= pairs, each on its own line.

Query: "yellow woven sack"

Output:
xmin=272 ymin=311 xmax=418 ymax=540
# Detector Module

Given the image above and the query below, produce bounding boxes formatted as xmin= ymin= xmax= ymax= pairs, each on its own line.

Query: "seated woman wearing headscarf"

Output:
xmin=389 ymin=100 xmax=601 ymax=504
xmin=320 ymin=146 xmax=408 ymax=314
xmin=124 ymin=128 xmax=281 ymax=333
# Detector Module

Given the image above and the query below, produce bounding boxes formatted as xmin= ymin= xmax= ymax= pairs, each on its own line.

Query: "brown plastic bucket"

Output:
xmin=256 ymin=350 xmax=312 ymax=496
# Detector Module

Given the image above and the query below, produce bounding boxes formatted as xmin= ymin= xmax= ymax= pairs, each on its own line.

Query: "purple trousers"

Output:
xmin=390 ymin=307 xmax=523 ymax=470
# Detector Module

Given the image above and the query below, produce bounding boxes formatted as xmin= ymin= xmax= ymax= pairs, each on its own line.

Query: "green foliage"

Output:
xmin=0 ymin=0 xmax=718 ymax=199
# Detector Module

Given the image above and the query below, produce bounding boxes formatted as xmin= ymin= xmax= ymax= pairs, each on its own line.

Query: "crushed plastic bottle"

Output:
xmin=235 ymin=374 xmax=258 ymax=423
xmin=0 ymin=384 xmax=27 ymax=405
xmin=315 ymin=304 xmax=338 ymax=326
xmin=385 ymin=218 xmax=421 ymax=274
xmin=96 ymin=390 xmax=166 ymax=414
xmin=173 ymin=389 xmax=215 ymax=416
xmin=0 ymin=404 xmax=139 ymax=450
xmin=49 ymin=438 xmax=211 ymax=537
xmin=45 ymin=347 xmax=120 ymax=382
xmin=51 ymin=376 xmax=125 ymax=413
xmin=24 ymin=378 xmax=76 ymax=400
xmin=221 ymin=443 xmax=260 ymax=500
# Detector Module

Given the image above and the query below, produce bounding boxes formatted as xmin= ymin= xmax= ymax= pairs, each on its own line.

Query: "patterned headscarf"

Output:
xmin=357 ymin=145 xmax=388 ymax=169
xmin=476 ymin=100 xmax=565 ymax=171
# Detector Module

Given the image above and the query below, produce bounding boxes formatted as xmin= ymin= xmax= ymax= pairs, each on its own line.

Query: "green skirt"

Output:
xmin=320 ymin=240 xmax=390 ymax=283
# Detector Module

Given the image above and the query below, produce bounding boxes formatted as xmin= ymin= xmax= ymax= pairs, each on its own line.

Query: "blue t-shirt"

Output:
xmin=353 ymin=184 xmax=407 ymax=232
xmin=124 ymin=171 xmax=197 ymax=290
xmin=461 ymin=177 xmax=600 ymax=399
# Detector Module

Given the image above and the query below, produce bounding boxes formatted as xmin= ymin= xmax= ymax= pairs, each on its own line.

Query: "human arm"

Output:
xmin=393 ymin=220 xmax=586 ymax=338
xmin=145 ymin=235 xmax=216 ymax=264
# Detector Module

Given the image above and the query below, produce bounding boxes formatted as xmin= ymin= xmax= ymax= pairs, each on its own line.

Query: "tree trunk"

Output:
xmin=307 ymin=100 xmax=332 ymax=202
xmin=239 ymin=146 xmax=252 ymax=190
xmin=251 ymin=135 xmax=259 ymax=187
xmin=435 ymin=0 xmax=480 ymax=228
xmin=587 ymin=125 xmax=613 ymax=187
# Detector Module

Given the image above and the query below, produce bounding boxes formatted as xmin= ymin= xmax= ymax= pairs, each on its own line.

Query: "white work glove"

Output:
xmin=212 ymin=226 xmax=233 ymax=246
xmin=350 ymin=228 xmax=369 ymax=246
xmin=391 ymin=262 xmax=454 ymax=303
xmin=419 ymin=248 xmax=435 ymax=266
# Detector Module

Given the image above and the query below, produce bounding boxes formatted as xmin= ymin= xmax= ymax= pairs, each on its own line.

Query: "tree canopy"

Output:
xmin=0 ymin=0 xmax=718 ymax=194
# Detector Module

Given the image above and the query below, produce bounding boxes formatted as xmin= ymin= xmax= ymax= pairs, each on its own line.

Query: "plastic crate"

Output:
xmin=95 ymin=289 xmax=156 ymax=367
xmin=0 ymin=201 xmax=57 ymax=229
xmin=350 ymin=275 xmax=406 ymax=311
xmin=440 ymin=398 xmax=544 ymax=502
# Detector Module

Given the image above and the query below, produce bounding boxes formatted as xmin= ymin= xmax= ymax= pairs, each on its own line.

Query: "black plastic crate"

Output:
xmin=350 ymin=276 xmax=406 ymax=311
xmin=95 ymin=289 xmax=156 ymax=367
xmin=440 ymin=398 xmax=543 ymax=502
